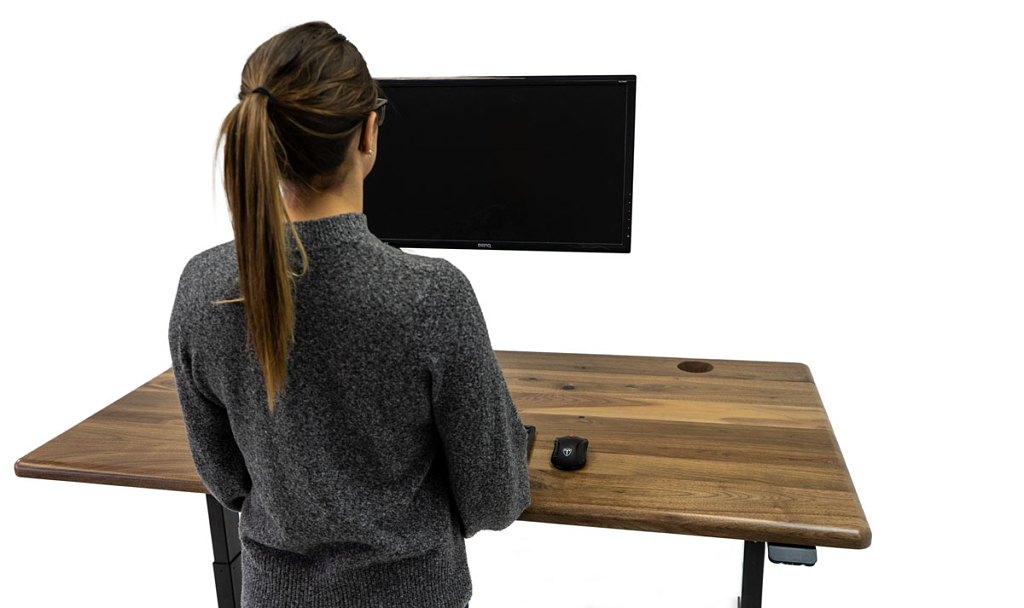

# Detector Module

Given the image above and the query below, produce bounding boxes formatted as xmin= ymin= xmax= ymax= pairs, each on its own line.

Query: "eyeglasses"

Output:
xmin=371 ymin=97 xmax=387 ymax=126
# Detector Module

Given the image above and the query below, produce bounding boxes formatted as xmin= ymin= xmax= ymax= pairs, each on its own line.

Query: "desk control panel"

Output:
xmin=767 ymin=543 xmax=817 ymax=566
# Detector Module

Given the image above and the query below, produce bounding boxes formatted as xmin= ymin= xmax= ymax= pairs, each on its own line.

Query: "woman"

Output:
xmin=168 ymin=20 xmax=531 ymax=608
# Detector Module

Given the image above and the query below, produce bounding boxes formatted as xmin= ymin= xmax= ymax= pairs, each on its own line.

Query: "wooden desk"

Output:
xmin=14 ymin=351 xmax=870 ymax=608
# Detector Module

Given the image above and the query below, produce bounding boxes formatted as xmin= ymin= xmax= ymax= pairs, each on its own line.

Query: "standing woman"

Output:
xmin=168 ymin=21 xmax=531 ymax=608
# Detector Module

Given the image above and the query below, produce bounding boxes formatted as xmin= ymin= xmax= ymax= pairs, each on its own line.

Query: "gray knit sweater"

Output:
xmin=168 ymin=212 xmax=531 ymax=608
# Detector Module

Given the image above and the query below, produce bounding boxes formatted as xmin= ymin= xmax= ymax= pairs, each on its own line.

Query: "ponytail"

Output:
xmin=207 ymin=20 xmax=381 ymax=416
xmin=211 ymin=87 xmax=309 ymax=417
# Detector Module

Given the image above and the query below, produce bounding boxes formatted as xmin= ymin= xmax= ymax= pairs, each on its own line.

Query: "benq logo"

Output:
xmin=477 ymin=243 xmax=492 ymax=248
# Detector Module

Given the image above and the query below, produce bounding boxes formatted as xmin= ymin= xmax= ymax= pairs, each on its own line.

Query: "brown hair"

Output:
xmin=209 ymin=21 xmax=384 ymax=416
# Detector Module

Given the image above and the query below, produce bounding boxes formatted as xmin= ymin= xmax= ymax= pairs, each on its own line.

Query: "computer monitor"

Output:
xmin=363 ymin=75 xmax=636 ymax=253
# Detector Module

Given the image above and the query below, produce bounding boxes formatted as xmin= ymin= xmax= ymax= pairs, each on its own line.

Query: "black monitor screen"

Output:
xmin=363 ymin=75 xmax=635 ymax=252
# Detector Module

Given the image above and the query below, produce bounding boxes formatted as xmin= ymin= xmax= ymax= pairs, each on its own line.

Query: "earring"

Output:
xmin=366 ymin=149 xmax=373 ymax=157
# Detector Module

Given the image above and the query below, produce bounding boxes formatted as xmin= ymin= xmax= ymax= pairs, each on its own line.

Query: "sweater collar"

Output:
xmin=287 ymin=212 xmax=373 ymax=249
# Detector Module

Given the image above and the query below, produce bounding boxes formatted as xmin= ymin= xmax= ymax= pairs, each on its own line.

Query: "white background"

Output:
xmin=2 ymin=1 xmax=1021 ymax=606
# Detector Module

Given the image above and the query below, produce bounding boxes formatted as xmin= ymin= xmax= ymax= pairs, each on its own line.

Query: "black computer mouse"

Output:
xmin=551 ymin=434 xmax=588 ymax=470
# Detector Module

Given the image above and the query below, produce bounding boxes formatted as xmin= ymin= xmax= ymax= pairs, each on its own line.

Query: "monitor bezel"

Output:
xmin=367 ymin=75 xmax=636 ymax=253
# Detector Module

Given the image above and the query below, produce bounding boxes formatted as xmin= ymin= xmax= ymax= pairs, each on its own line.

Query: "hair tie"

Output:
xmin=252 ymin=86 xmax=275 ymax=105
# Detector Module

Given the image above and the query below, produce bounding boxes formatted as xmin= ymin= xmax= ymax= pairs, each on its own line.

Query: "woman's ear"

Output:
xmin=358 ymin=113 xmax=376 ymax=152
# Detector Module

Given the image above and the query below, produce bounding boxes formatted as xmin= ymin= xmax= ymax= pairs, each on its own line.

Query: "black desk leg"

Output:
xmin=206 ymin=494 xmax=242 ymax=608
xmin=737 ymin=540 xmax=765 ymax=608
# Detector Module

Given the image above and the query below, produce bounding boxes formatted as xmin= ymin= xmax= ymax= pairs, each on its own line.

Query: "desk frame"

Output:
xmin=207 ymin=495 xmax=242 ymax=608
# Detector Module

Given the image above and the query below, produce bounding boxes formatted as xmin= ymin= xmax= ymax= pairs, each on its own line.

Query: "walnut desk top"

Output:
xmin=14 ymin=350 xmax=870 ymax=550
xmin=500 ymin=351 xmax=870 ymax=550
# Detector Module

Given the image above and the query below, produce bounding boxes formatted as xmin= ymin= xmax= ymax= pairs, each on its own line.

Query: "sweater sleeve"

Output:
xmin=168 ymin=262 xmax=252 ymax=513
xmin=423 ymin=260 xmax=531 ymax=539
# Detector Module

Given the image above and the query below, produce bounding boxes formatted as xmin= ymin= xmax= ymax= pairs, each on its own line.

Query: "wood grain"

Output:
xmin=13 ymin=350 xmax=870 ymax=549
